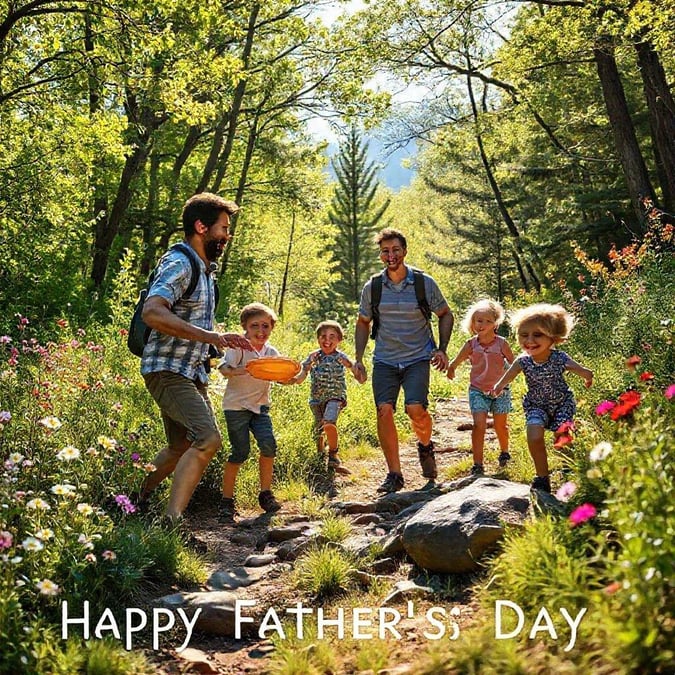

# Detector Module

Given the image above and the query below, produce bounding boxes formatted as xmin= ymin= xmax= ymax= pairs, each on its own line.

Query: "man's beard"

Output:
xmin=205 ymin=238 xmax=226 ymax=261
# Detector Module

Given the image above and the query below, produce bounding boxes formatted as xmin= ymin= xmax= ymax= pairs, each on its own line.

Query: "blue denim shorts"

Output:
xmin=372 ymin=359 xmax=430 ymax=410
xmin=469 ymin=386 xmax=513 ymax=415
xmin=224 ymin=406 xmax=277 ymax=463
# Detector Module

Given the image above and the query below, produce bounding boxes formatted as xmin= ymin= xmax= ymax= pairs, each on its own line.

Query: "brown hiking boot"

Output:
xmin=417 ymin=441 xmax=438 ymax=480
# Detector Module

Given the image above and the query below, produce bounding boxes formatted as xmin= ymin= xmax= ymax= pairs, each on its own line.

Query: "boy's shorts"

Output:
xmin=310 ymin=399 xmax=344 ymax=428
xmin=224 ymin=406 xmax=277 ymax=463
xmin=372 ymin=359 xmax=430 ymax=410
xmin=143 ymin=371 xmax=221 ymax=452
xmin=469 ymin=386 xmax=512 ymax=415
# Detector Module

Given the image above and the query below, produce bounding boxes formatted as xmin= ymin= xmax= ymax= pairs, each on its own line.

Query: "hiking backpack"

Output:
xmin=369 ymin=268 xmax=433 ymax=340
xmin=127 ymin=242 xmax=218 ymax=357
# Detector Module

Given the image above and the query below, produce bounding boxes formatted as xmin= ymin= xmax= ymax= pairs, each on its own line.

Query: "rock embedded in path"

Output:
xmin=382 ymin=579 xmax=436 ymax=604
xmin=351 ymin=513 xmax=385 ymax=525
xmin=266 ymin=523 xmax=319 ymax=543
xmin=207 ymin=566 xmax=269 ymax=591
xmin=156 ymin=590 xmax=258 ymax=637
xmin=401 ymin=477 xmax=531 ymax=573
xmin=244 ymin=553 xmax=277 ymax=567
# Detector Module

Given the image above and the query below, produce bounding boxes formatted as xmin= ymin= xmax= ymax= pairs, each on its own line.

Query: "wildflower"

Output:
xmin=0 ymin=411 xmax=11 ymax=425
xmin=595 ymin=400 xmax=616 ymax=416
xmin=586 ymin=467 xmax=603 ymax=479
xmin=589 ymin=441 xmax=613 ymax=462
xmin=22 ymin=537 xmax=44 ymax=552
xmin=604 ymin=581 xmax=621 ymax=595
xmin=34 ymin=528 xmax=54 ymax=540
xmin=56 ymin=319 xmax=67 ymax=328
xmin=77 ymin=534 xmax=94 ymax=550
xmin=50 ymin=483 xmax=76 ymax=496
xmin=0 ymin=336 xmax=11 ymax=345
xmin=76 ymin=503 xmax=93 ymax=516
xmin=39 ymin=416 xmax=62 ymax=430
xmin=97 ymin=436 xmax=117 ymax=451
xmin=0 ymin=530 xmax=13 ymax=549
xmin=554 ymin=433 xmax=574 ymax=448
xmin=610 ymin=390 xmax=641 ymax=420
xmin=26 ymin=498 xmax=50 ymax=511
xmin=85 ymin=553 xmax=97 ymax=564
xmin=569 ymin=503 xmax=597 ymax=526
xmin=8 ymin=452 xmax=24 ymax=464
xmin=56 ymin=445 xmax=80 ymax=461
xmin=555 ymin=481 xmax=577 ymax=502
xmin=625 ymin=355 xmax=641 ymax=370
xmin=102 ymin=550 xmax=117 ymax=561
xmin=10 ymin=556 xmax=22 ymax=564
xmin=114 ymin=494 xmax=136 ymax=515
xmin=36 ymin=579 xmax=60 ymax=596
xmin=130 ymin=452 xmax=141 ymax=462
xmin=639 ymin=372 xmax=654 ymax=381
xmin=665 ymin=384 xmax=675 ymax=400
xmin=144 ymin=462 xmax=156 ymax=473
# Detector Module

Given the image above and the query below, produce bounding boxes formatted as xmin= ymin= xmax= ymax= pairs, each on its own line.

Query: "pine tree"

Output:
xmin=326 ymin=126 xmax=390 ymax=304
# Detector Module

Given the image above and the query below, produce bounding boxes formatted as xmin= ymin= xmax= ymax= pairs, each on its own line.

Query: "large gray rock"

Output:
xmin=401 ymin=477 xmax=531 ymax=573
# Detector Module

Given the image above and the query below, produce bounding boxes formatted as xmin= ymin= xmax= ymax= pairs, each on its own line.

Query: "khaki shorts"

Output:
xmin=143 ymin=371 xmax=221 ymax=452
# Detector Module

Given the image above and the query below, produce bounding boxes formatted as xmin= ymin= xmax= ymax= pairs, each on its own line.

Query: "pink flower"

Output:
xmin=569 ymin=503 xmax=597 ymax=526
xmin=555 ymin=481 xmax=577 ymax=502
xmin=595 ymin=400 xmax=616 ymax=416
xmin=625 ymin=355 xmax=642 ymax=371
xmin=0 ymin=530 xmax=13 ymax=550
xmin=665 ymin=384 xmax=675 ymax=400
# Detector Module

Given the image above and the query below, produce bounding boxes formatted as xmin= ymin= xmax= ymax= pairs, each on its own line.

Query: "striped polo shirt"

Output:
xmin=140 ymin=245 xmax=216 ymax=384
xmin=358 ymin=266 xmax=449 ymax=367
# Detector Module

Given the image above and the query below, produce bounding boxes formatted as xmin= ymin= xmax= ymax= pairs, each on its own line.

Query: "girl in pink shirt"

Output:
xmin=447 ymin=299 xmax=515 ymax=475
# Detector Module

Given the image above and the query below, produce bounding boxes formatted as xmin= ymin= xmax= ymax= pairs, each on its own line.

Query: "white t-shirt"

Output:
xmin=219 ymin=342 xmax=279 ymax=413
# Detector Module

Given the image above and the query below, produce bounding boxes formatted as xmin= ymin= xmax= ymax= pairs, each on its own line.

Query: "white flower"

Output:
xmin=9 ymin=452 xmax=24 ymax=464
xmin=56 ymin=445 xmax=80 ymax=461
xmin=26 ymin=498 xmax=50 ymax=511
xmin=22 ymin=537 xmax=44 ymax=552
xmin=35 ymin=579 xmax=60 ymax=596
xmin=102 ymin=550 xmax=117 ymax=561
xmin=39 ymin=416 xmax=62 ymax=430
xmin=50 ymin=483 xmax=76 ymax=496
xmin=589 ymin=441 xmax=613 ymax=462
xmin=76 ymin=503 xmax=93 ymax=516
xmin=10 ymin=556 xmax=23 ymax=564
xmin=34 ymin=528 xmax=54 ymax=540
xmin=645 ymin=567 xmax=656 ymax=581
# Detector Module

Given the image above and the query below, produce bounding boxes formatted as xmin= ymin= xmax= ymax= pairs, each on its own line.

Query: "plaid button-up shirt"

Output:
xmin=140 ymin=245 xmax=216 ymax=384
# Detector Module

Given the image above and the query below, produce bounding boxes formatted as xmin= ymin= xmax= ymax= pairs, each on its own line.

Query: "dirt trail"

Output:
xmin=157 ymin=396 xmax=499 ymax=674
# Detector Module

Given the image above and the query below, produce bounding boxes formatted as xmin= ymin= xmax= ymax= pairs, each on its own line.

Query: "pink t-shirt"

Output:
xmin=467 ymin=336 xmax=511 ymax=390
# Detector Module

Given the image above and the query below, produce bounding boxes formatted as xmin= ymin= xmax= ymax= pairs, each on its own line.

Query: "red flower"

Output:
xmin=604 ymin=581 xmax=621 ymax=595
xmin=610 ymin=390 xmax=641 ymax=420
xmin=554 ymin=433 xmax=574 ymax=448
xmin=639 ymin=372 xmax=654 ymax=381
xmin=556 ymin=421 xmax=575 ymax=434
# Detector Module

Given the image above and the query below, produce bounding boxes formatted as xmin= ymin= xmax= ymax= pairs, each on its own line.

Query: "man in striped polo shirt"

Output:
xmin=138 ymin=193 xmax=252 ymax=521
xmin=354 ymin=228 xmax=454 ymax=493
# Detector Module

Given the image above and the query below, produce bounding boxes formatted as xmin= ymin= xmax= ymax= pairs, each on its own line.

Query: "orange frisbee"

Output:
xmin=246 ymin=356 xmax=301 ymax=381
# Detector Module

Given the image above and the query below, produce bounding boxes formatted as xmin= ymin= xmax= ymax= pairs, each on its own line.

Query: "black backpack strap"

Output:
xmin=370 ymin=273 xmax=383 ymax=339
xmin=413 ymin=269 xmax=432 ymax=322
xmin=171 ymin=242 xmax=201 ymax=299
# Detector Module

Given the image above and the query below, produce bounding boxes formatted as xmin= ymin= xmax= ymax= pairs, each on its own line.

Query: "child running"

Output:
xmin=490 ymin=303 xmax=593 ymax=493
xmin=218 ymin=303 xmax=283 ymax=522
xmin=292 ymin=320 xmax=361 ymax=475
xmin=447 ymin=299 xmax=515 ymax=476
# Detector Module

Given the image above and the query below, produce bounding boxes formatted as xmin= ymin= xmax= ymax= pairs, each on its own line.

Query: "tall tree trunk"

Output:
xmin=594 ymin=38 xmax=656 ymax=226
xmin=278 ymin=208 xmax=295 ymax=318
xmin=634 ymin=40 xmax=675 ymax=213
xmin=140 ymin=150 xmax=160 ymax=275
xmin=219 ymin=113 xmax=260 ymax=275
xmin=198 ymin=3 xmax=260 ymax=194
xmin=465 ymin=60 xmax=541 ymax=291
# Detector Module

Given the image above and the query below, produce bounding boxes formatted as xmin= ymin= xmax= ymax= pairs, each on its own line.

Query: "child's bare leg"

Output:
xmin=324 ymin=422 xmax=338 ymax=452
xmin=527 ymin=425 xmax=548 ymax=476
xmin=222 ymin=462 xmax=242 ymax=499
xmin=493 ymin=413 xmax=509 ymax=452
xmin=259 ymin=455 xmax=274 ymax=493
xmin=471 ymin=412 xmax=488 ymax=465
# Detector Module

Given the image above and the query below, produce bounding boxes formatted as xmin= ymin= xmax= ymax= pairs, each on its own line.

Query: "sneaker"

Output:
xmin=470 ymin=463 xmax=484 ymax=476
xmin=531 ymin=475 xmax=551 ymax=493
xmin=498 ymin=452 xmax=511 ymax=468
xmin=218 ymin=497 xmax=238 ymax=523
xmin=376 ymin=472 xmax=405 ymax=494
xmin=258 ymin=490 xmax=281 ymax=513
xmin=417 ymin=441 xmax=438 ymax=480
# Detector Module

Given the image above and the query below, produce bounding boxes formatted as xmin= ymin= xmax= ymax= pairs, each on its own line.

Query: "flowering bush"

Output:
xmin=0 ymin=323 xmax=199 ymax=671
